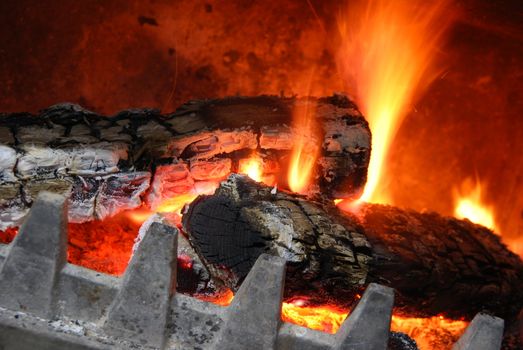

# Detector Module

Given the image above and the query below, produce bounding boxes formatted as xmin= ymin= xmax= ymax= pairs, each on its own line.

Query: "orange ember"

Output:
xmin=391 ymin=314 xmax=468 ymax=350
xmin=0 ymin=213 xmax=139 ymax=276
xmin=288 ymin=100 xmax=319 ymax=194
xmin=337 ymin=0 xmax=454 ymax=204
xmin=454 ymin=178 xmax=498 ymax=233
xmin=281 ymin=300 xmax=348 ymax=334
xmin=68 ymin=211 xmax=141 ymax=275
xmin=197 ymin=288 xmax=234 ymax=307
xmin=198 ymin=289 xmax=468 ymax=349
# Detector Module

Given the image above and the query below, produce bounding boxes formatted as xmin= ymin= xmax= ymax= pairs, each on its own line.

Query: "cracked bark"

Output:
xmin=0 ymin=95 xmax=370 ymax=229
xmin=182 ymin=174 xmax=523 ymax=323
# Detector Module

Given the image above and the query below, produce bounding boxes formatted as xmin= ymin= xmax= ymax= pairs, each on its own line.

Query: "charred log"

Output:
xmin=182 ymin=174 xmax=523 ymax=323
xmin=0 ymin=95 xmax=370 ymax=229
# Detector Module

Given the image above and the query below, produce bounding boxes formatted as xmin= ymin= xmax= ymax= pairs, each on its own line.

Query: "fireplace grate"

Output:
xmin=0 ymin=192 xmax=504 ymax=350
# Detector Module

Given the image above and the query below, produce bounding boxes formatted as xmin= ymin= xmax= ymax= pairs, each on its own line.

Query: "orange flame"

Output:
xmin=239 ymin=155 xmax=264 ymax=183
xmin=288 ymin=100 xmax=319 ymax=194
xmin=125 ymin=207 xmax=155 ymax=225
xmin=337 ymin=0 xmax=454 ymax=203
xmin=156 ymin=192 xmax=199 ymax=214
xmin=454 ymin=179 xmax=498 ymax=233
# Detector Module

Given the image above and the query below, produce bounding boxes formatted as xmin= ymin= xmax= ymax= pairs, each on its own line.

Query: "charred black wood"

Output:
xmin=182 ymin=174 xmax=523 ymax=323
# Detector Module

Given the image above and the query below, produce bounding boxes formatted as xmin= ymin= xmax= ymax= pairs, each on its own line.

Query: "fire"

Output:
xmin=156 ymin=193 xmax=199 ymax=214
xmin=125 ymin=193 xmax=201 ymax=226
xmin=125 ymin=207 xmax=154 ymax=225
xmin=288 ymin=100 xmax=319 ymax=194
xmin=198 ymin=288 xmax=234 ymax=307
xmin=337 ymin=0 xmax=454 ymax=203
xmin=454 ymin=179 xmax=498 ymax=232
xmin=199 ymin=288 xmax=467 ymax=349
xmin=238 ymin=155 xmax=264 ymax=183
xmin=281 ymin=299 xmax=348 ymax=334
xmin=281 ymin=305 xmax=468 ymax=349
xmin=391 ymin=314 xmax=468 ymax=350
xmin=68 ymin=211 xmax=142 ymax=275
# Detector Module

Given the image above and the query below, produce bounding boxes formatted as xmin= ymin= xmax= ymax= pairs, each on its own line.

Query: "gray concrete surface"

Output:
xmin=104 ymin=222 xmax=178 ymax=348
xmin=334 ymin=283 xmax=394 ymax=350
xmin=210 ymin=254 xmax=286 ymax=350
xmin=0 ymin=192 xmax=67 ymax=318
xmin=452 ymin=313 xmax=504 ymax=350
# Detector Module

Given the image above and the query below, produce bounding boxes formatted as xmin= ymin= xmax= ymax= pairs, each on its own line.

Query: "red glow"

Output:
xmin=68 ymin=211 xmax=141 ymax=275
xmin=198 ymin=288 xmax=234 ymax=307
xmin=178 ymin=254 xmax=194 ymax=270
xmin=0 ymin=227 xmax=18 ymax=244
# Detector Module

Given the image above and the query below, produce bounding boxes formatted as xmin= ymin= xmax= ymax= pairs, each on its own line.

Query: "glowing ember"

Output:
xmin=68 ymin=211 xmax=141 ymax=275
xmin=239 ymin=155 xmax=264 ymax=183
xmin=391 ymin=314 xmax=468 ymax=350
xmin=198 ymin=288 xmax=234 ymax=307
xmin=0 ymin=227 xmax=18 ymax=244
xmin=178 ymin=254 xmax=194 ymax=270
xmin=337 ymin=0 xmax=454 ymax=203
xmin=281 ymin=300 xmax=348 ymax=334
xmin=454 ymin=179 xmax=498 ymax=233
xmin=288 ymin=101 xmax=319 ymax=194
xmin=198 ymin=288 xmax=467 ymax=348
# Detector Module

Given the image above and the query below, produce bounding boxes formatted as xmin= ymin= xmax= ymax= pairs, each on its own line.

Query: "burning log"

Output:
xmin=0 ymin=95 xmax=370 ymax=229
xmin=182 ymin=174 xmax=523 ymax=322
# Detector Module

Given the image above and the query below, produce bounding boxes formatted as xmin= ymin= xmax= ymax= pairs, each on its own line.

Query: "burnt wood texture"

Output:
xmin=182 ymin=175 xmax=523 ymax=323
xmin=0 ymin=95 xmax=370 ymax=229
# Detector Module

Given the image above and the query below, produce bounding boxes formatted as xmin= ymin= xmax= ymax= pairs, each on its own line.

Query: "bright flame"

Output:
xmin=288 ymin=100 xmax=319 ymax=194
xmin=454 ymin=179 xmax=498 ymax=232
xmin=337 ymin=0 xmax=454 ymax=203
xmin=125 ymin=208 xmax=154 ymax=225
xmin=156 ymin=193 xmax=199 ymax=213
xmin=239 ymin=155 xmax=264 ymax=182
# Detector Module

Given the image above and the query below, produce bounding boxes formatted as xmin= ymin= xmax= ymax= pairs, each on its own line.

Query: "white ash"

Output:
xmin=131 ymin=213 xmax=166 ymax=256
xmin=16 ymin=143 xmax=128 ymax=179
xmin=242 ymin=202 xmax=306 ymax=263
xmin=0 ymin=145 xmax=17 ymax=182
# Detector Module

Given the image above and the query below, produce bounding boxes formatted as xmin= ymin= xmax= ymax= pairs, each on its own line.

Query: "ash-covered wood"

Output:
xmin=182 ymin=174 xmax=523 ymax=322
xmin=0 ymin=95 xmax=370 ymax=229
